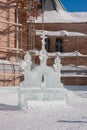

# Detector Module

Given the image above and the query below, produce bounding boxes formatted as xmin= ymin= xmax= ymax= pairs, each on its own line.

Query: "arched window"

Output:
xmin=45 ymin=38 xmax=51 ymax=52
xmin=55 ymin=38 xmax=63 ymax=52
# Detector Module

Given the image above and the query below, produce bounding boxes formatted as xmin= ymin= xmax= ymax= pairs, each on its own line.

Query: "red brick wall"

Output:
xmin=0 ymin=1 xmax=20 ymax=86
xmin=0 ymin=0 xmax=16 ymax=59
xmin=35 ymin=23 xmax=87 ymax=34
xmin=35 ymin=23 xmax=87 ymax=85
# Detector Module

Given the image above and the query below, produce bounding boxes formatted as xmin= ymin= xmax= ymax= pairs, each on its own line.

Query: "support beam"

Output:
xmin=0 ymin=47 xmax=23 ymax=51
xmin=0 ymin=20 xmax=22 ymax=26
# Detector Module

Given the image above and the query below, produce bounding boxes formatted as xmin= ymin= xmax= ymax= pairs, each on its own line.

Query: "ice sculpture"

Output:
xmin=21 ymin=32 xmax=67 ymax=102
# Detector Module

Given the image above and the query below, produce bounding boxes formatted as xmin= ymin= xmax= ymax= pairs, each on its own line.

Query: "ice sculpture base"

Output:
xmin=21 ymin=87 xmax=67 ymax=106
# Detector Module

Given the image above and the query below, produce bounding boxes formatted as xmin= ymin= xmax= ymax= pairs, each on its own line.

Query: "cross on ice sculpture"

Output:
xmin=39 ymin=32 xmax=48 ymax=66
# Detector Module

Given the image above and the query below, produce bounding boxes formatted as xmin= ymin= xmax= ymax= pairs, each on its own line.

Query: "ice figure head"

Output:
xmin=20 ymin=52 xmax=32 ymax=71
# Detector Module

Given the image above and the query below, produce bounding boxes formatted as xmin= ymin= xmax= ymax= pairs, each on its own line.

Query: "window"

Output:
xmin=55 ymin=38 xmax=63 ymax=52
xmin=45 ymin=38 xmax=51 ymax=52
xmin=37 ymin=0 xmax=46 ymax=9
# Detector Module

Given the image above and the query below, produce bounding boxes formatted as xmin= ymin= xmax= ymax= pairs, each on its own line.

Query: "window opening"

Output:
xmin=45 ymin=38 xmax=51 ymax=52
xmin=55 ymin=38 xmax=63 ymax=52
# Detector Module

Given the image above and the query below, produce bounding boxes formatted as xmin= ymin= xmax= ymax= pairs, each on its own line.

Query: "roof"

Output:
xmin=44 ymin=0 xmax=66 ymax=11
xmin=53 ymin=0 xmax=66 ymax=11
xmin=35 ymin=0 xmax=87 ymax=23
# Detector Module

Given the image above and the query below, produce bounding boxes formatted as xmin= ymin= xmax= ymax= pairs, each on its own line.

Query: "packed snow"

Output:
xmin=0 ymin=90 xmax=87 ymax=130
xmin=35 ymin=10 xmax=87 ymax=23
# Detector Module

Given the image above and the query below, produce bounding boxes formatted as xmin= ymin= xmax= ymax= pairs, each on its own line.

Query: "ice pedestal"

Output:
xmin=19 ymin=87 xmax=68 ymax=108
xmin=23 ymin=88 xmax=67 ymax=101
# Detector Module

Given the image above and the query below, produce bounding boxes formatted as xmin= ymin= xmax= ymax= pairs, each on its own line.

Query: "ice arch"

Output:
xmin=23 ymin=64 xmax=62 ymax=88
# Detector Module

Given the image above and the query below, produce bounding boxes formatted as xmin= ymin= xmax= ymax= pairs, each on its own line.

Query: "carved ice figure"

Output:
xmin=20 ymin=52 xmax=32 ymax=71
xmin=21 ymin=52 xmax=39 ymax=87
xmin=24 ymin=52 xmax=32 ymax=71
xmin=22 ymin=52 xmax=43 ymax=87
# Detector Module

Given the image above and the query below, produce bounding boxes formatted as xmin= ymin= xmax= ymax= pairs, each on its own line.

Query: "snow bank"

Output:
xmin=0 ymin=87 xmax=19 ymax=107
xmin=66 ymin=91 xmax=87 ymax=107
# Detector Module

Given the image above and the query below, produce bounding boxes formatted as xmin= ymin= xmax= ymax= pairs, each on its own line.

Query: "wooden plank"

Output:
xmin=0 ymin=20 xmax=22 ymax=26
xmin=0 ymin=47 xmax=23 ymax=51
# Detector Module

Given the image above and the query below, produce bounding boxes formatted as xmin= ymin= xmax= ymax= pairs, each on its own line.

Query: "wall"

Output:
xmin=35 ymin=23 xmax=87 ymax=85
xmin=0 ymin=1 xmax=87 ymax=86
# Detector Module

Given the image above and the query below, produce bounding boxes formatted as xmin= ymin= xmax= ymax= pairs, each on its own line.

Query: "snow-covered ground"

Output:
xmin=0 ymin=88 xmax=87 ymax=130
xmin=0 ymin=101 xmax=87 ymax=130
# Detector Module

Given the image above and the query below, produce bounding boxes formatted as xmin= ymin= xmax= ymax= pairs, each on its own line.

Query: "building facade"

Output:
xmin=0 ymin=0 xmax=87 ymax=86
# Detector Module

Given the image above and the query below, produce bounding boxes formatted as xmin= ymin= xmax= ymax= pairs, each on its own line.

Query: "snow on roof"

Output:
xmin=36 ymin=30 xmax=87 ymax=36
xmin=29 ymin=49 xmax=87 ymax=58
xmin=60 ymin=51 xmax=87 ymax=57
xmin=35 ymin=10 xmax=87 ymax=23
xmin=71 ymin=12 xmax=87 ymax=21
xmin=62 ymin=64 xmax=87 ymax=71
xmin=47 ymin=51 xmax=87 ymax=57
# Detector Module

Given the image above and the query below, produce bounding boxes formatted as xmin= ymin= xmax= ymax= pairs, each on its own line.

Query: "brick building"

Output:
xmin=34 ymin=0 xmax=87 ymax=85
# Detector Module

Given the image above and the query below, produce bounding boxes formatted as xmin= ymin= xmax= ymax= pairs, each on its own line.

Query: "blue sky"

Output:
xmin=61 ymin=0 xmax=87 ymax=12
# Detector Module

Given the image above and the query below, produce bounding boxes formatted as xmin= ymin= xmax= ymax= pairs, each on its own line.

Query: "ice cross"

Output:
xmin=39 ymin=32 xmax=48 ymax=66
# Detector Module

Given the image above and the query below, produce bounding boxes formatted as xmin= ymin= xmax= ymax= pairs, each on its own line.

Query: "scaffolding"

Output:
xmin=1 ymin=0 xmax=87 ymax=86
xmin=0 ymin=0 xmax=38 ymax=86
